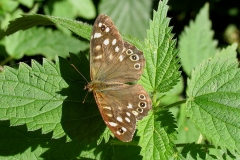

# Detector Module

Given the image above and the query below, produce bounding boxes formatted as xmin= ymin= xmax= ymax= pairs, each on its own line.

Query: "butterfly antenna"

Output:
xmin=82 ymin=91 xmax=89 ymax=104
xmin=71 ymin=64 xmax=89 ymax=83
xmin=71 ymin=64 xmax=91 ymax=103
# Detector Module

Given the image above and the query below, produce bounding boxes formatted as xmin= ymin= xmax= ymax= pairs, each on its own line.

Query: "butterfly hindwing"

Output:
xmin=94 ymin=84 xmax=152 ymax=142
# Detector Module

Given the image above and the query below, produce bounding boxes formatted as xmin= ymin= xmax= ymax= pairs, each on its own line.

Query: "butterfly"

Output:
xmin=86 ymin=14 xmax=152 ymax=142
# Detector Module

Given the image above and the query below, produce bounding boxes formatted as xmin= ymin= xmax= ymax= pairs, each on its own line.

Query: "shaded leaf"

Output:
xmin=0 ymin=55 xmax=106 ymax=142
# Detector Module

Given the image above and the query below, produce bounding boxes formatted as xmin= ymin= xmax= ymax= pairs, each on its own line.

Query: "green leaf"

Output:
xmin=0 ymin=121 xmax=50 ymax=159
xmin=4 ymin=27 xmax=88 ymax=59
xmin=213 ymin=43 xmax=238 ymax=62
xmin=52 ymin=0 xmax=77 ymax=19
xmin=44 ymin=140 xmax=113 ymax=159
xmin=178 ymin=3 xmax=218 ymax=76
xmin=112 ymin=145 xmax=142 ymax=160
xmin=181 ymin=143 xmax=208 ymax=160
xmin=97 ymin=127 xmax=112 ymax=145
xmin=137 ymin=110 xmax=178 ymax=160
xmin=160 ymin=77 xmax=184 ymax=106
xmin=0 ymin=55 xmax=107 ymax=142
xmin=70 ymin=0 xmax=96 ymax=19
xmin=0 ymin=14 xmax=92 ymax=41
xmin=18 ymin=0 xmax=34 ymax=8
xmin=187 ymin=59 xmax=240 ymax=153
xmin=139 ymin=0 xmax=180 ymax=93
xmin=52 ymin=0 xmax=95 ymax=19
xmin=0 ymin=0 xmax=19 ymax=12
xmin=0 ymin=120 xmax=113 ymax=159
xmin=99 ymin=0 xmax=151 ymax=40
xmin=175 ymin=104 xmax=200 ymax=144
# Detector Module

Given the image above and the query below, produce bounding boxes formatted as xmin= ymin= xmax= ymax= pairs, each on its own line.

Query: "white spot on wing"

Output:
xmin=106 ymin=27 xmax=110 ymax=32
xmin=127 ymin=103 xmax=133 ymax=109
xmin=103 ymin=106 xmax=111 ymax=110
xmin=112 ymin=39 xmax=116 ymax=45
xmin=109 ymin=122 xmax=117 ymax=127
xmin=103 ymin=39 xmax=109 ymax=45
xmin=94 ymin=55 xmax=102 ymax=59
xmin=116 ymin=131 xmax=121 ymax=135
xmin=117 ymin=117 xmax=123 ymax=122
xmin=125 ymin=117 xmax=130 ymax=122
xmin=132 ymin=111 xmax=139 ymax=116
xmin=115 ymin=46 xmax=120 ymax=52
xmin=126 ymin=112 xmax=131 ymax=117
xmin=94 ymin=32 xmax=102 ymax=38
xmin=119 ymin=55 xmax=123 ymax=61
xmin=109 ymin=54 xmax=113 ymax=60
xmin=122 ymin=127 xmax=127 ymax=132
xmin=98 ymin=23 xmax=102 ymax=27
xmin=95 ymin=45 xmax=101 ymax=50
xmin=107 ymin=113 xmax=113 ymax=117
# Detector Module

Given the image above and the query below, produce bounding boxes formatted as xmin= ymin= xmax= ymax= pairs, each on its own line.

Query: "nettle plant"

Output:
xmin=0 ymin=0 xmax=239 ymax=159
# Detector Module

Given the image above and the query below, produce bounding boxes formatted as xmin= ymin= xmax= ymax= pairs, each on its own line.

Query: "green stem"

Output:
xmin=197 ymin=133 xmax=203 ymax=144
xmin=0 ymin=56 xmax=13 ymax=66
xmin=175 ymin=143 xmax=216 ymax=148
xmin=152 ymin=90 xmax=157 ymax=107
xmin=163 ymin=99 xmax=187 ymax=109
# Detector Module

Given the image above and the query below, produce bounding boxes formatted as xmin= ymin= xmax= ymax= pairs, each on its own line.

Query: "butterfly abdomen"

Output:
xmin=87 ymin=80 xmax=128 ymax=92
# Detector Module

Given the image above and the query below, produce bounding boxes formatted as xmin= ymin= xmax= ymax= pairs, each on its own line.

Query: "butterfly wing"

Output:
xmin=90 ymin=14 xmax=152 ymax=142
xmin=90 ymin=14 xmax=145 ymax=83
xmin=93 ymin=84 xmax=152 ymax=142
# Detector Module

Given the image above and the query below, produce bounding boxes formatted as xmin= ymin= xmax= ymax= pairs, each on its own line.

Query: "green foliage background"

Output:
xmin=0 ymin=0 xmax=240 ymax=159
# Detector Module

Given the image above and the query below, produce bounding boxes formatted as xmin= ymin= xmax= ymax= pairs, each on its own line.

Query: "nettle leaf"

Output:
xmin=0 ymin=14 xmax=92 ymax=40
xmin=0 ymin=120 xmax=113 ymax=159
xmin=97 ymin=127 xmax=113 ymax=145
xmin=139 ymin=0 xmax=180 ymax=93
xmin=136 ymin=0 xmax=179 ymax=159
xmin=137 ymin=110 xmax=177 ymax=160
xmin=99 ymin=0 xmax=151 ymax=40
xmin=181 ymin=143 xmax=208 ymax=159
xmin=0 ymin=54 xmax=107 ymax=142
xmin=187 ymin=59 xmax=240 ymax=153
xmin=4 ymin=27 xmax=88 ymax=59
xmin=0 ymin=120 xmax=50 ymax=159
xmin=112 ymin=144 xmax=142 ymax=160
xmin=179 ymin=3 xmax=218 ymax=76
xmin=213 ymin=43 xmax=238 ymax=62
xmin=52 ymin=0 xmax=95 ymax=19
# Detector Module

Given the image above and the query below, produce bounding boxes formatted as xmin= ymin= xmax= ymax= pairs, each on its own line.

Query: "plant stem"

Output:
xmin=175 ymin=143 xmax=216 ymax=148
xmin=152 ymin=90 xmax=157 ymax=107
xmin=197 ymin=133 xmax=203 ymax=144
xmin=163 ymin=99 xmax=187 ymax=109
xmin=0 ymin=56 xmax=13 ymax=66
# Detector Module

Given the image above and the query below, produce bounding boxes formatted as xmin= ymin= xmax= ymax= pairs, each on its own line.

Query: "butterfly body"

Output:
xmin=87 ymin=81 xmax=128 ymax=92
xmin=89 ymin=14 xmax=152 ymax=142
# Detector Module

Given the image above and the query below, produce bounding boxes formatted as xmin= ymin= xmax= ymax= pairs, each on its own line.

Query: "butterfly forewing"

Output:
xmin=90 ymin=15 xmax=124 ymax=80
xmin=88 ymin=14 xmax=152 ymax=142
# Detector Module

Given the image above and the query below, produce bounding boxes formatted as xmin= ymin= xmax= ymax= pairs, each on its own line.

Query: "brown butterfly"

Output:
xmin=86 ymin=14 xmax=152 ymax=142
